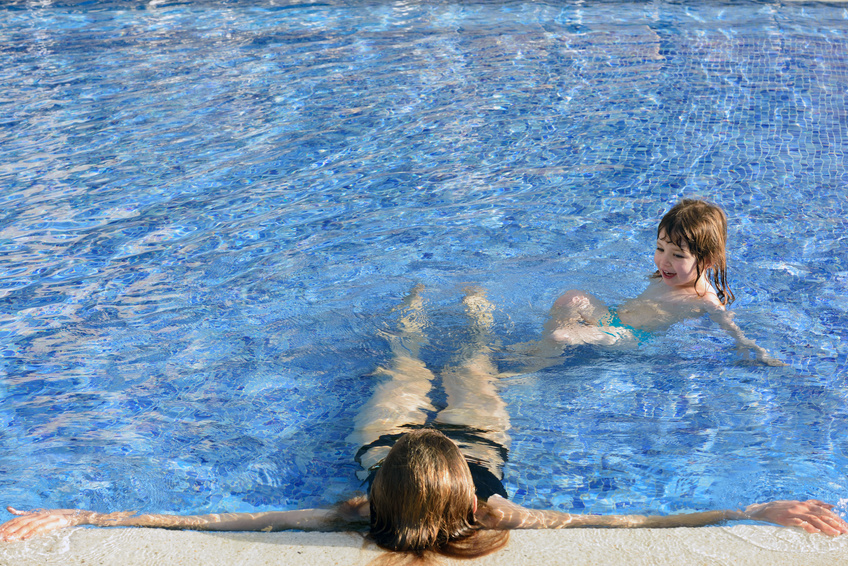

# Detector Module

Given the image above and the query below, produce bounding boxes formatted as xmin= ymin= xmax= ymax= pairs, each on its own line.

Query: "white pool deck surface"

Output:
xmin=2 ymin=525 xmax=847 ymax=565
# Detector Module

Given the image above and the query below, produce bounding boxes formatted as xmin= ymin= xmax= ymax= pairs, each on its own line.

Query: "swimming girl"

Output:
xmin=2 ymin=288 xmax=843 ymax=557
xmin=535 ymin=199 xmax=782 ymax=365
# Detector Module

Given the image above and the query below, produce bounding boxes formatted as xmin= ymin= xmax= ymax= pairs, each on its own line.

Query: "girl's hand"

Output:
xmin=0 ymin=507 xmax=92 ymax=541
xmin=752 ymin=346 xmax=787 ymax=367
xmin=737 ymin=340 xmax=787 ymax=367
xmin=744 ymin=500 xmax=848 ymax=535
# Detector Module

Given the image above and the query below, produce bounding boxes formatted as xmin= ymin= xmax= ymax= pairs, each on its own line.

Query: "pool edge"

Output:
xmin=3 ymin=524 xmax=846 ymax=565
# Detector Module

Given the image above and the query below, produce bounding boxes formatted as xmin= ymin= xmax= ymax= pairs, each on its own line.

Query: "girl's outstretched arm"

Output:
xmin=709 ymin=309 xmax=785 ymax=366
xmin=0 ymin=504 xmax=360 ymax=542
xmin=480 ymin=496 xmax=847 ymax=535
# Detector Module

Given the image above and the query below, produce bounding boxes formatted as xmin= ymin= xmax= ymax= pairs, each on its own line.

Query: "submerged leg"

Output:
xmin=434 ymin=287 xmax=511 ymax=470
xmin=348 ymin=285 xmax=436 ymax=472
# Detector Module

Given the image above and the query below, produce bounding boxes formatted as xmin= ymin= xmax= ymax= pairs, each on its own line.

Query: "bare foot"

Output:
xmin=463 ymin=286 xmax=495 ymax=334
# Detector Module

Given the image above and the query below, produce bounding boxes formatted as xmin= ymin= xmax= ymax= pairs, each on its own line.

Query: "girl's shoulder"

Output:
xmin=699 ymin=281 xmax=725 ymax=311
xmin=637 ymin=278 xmax=723 ymax=309
xmin=476 ymin=495 xmax=532 ymax=529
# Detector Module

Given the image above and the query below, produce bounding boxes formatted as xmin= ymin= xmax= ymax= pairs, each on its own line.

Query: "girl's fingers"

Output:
xmin=822 ymin=514 xmax=848 ymax=534
xmin=791 ymin=512 xmax=848 ymax=536
xmin=811 ymin=517 xmax=843 ymax=536
xmin=804 ymin=500 xmax=848 ymax=534
xmin=1 ymin=511 xmax=67 ymax=541
xmin=787 ymin=517 xmax=824 ymax=534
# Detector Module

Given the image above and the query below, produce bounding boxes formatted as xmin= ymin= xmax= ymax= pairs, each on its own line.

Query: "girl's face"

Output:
xmin=654 ymin=230 xmax=704 ymax=290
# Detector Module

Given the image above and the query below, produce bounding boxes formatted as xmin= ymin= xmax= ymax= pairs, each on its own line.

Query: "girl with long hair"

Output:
xmin=533 ymin=199 xmax=782 ymax=366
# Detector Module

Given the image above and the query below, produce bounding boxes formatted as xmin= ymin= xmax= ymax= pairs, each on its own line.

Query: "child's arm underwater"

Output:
xmin=0 ymin=500 xmax=370 ymax=542
xmin=479 ymin=496 xmax=848 ymax=535
xmin=708 ymin=307 xmax=786 ymax=366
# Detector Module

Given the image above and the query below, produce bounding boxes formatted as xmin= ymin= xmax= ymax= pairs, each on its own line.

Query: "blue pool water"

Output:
xmin=1 ymin=0 xmax=847 ymax=527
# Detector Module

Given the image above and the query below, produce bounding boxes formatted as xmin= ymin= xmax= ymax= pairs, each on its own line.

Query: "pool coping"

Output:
xmin=3 ymin=525 xmax=847 ymax=565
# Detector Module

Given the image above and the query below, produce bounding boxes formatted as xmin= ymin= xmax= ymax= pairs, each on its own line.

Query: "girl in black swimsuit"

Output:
xmin=350 ymin=286 xmax=511 ymax=503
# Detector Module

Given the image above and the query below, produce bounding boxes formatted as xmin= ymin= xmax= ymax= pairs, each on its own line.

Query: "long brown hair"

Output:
xmin=368 ymin=429 xmax=509 ymax=562
xmin=655 ymin=199 xmax=735 ymax=305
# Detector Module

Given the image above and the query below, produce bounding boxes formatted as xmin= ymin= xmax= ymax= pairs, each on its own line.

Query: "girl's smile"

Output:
xmin=654 ymin=230 xmax=703 ymax=290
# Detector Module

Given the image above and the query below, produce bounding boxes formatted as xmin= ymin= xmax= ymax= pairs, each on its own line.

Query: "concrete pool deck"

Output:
xmin=2 ymin=526 xmax=847 ymax=565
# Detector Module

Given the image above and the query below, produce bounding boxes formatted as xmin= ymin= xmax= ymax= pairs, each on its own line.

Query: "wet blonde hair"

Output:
xmin=368 ymin=429 xmax=508 ymax=561
xmin=655 ymin=199 xmax=734 ymax=305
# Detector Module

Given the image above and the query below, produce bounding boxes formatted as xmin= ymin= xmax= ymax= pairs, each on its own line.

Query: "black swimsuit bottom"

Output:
xmin=355 ymin=424 xmax=509 ymax=501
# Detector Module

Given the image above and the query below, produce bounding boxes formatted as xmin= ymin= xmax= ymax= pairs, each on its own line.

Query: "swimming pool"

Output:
xmin=0 ymin=0 xmax=846 ymax=531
